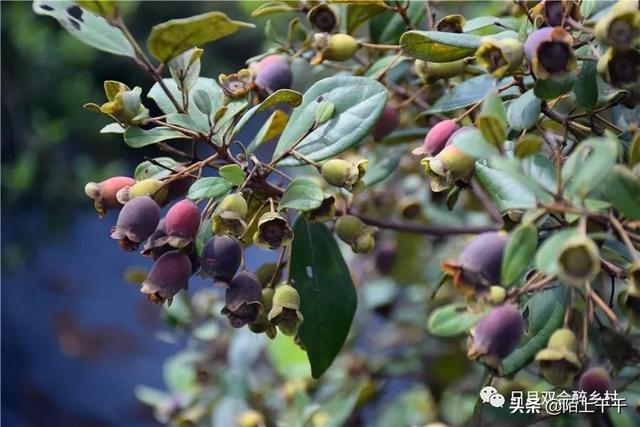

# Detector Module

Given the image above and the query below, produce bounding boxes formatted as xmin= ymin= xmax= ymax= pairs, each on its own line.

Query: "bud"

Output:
xmin=99 ymin=81 xmax=148 ymax=124
xmin=308 ymin=3 xmax=338 ymax=33
xmin=320 ymin=158 xmax=368 ymax=192
xmin=116 ymin=178 xmax=168 ymax=206
xmin=249 ymin=287 xmax=277 ymax=338
xmin=221 ymin=272 xmax=263 ymax=328
xmin=111 ymin=196 xmax=161 ymax=251
xmin=313 ymin=33 xmax=359 ymax=63
xmin=414 ymin=59 xmax=467 ymax=83
xmin=253 ymin=55 xmax=292 ymax=93
xmin=557 ymin=236 xmax=600 ymax=286
xmin=140 ymin=251 xmax=191 ymax=304
xmin=535 ymin=328 xmax=581 ymax=387
xmin=475 ymin=38 xmax=524 ymax=78
xmin=488 ymin=286 xmax=507 ymax=305
xmin=335 ymin=215 xmax=377 ymax=254
xmin=436 ymin=14 xmax=465 ymax=33
xmin=212 ymin=193 xmax=248 ymax=237
xmin=253 ymin=212 xmax=294 ymax=250
xmin=268 ymin=283 xmax=304 ymax=336
xmin=595 ymin=0 xmax=640 ymax=50
xmin=597 ymin=48 xmax=640 ymax=89
xmin=524 ymin=27 xmax=577 ymax=80
xmin=219 ymin=69 xmax=253 ymax=98
xmin=442 ymin=231 xmax=509 ymax=296
xmin=162 ymin=199 xmax=201 ymax=248
xmin=372 ymin=105 xmax=400 ymax=141
xmin=412 ymin=119 xmax=460 ymax=156
xmin=421 ymin=127 xmax=475 ymax=192
xmin=468 ymin=304 xmax=525 ymax=365
xmin=306 ymin=194 xmax=336 ymax=223
xmin=84 ymin=176 xmax=136 ymax=217
xmin=579 ymin=367 xmax=613 ymax=395
xmin=200 ymin=235 xmax=242 ymax=283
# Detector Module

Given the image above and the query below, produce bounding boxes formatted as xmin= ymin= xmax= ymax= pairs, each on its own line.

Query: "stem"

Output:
xmin=609 ymin=215 xmax=640 ymax=263
xmin=470 ymin=178 xmax=503 ymax=224
xmin=359 ymin=42 xmax=401 ymax=50
xmin=394 ymin=0 xmax=414 ymax=30
xmin=590 ymin=289 xmax=622 ymax=330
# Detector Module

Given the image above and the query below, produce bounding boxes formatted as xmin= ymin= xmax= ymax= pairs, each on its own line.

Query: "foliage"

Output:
xmin=35 ymin=0 xmax=640 ymax=426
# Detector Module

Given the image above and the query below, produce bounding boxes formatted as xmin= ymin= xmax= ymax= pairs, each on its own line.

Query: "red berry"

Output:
xmin=413 ymin=119 xmax=459 ymax=156
xmin=140 ymin=250 xmax=191 ymax=304
xmin=84 ymin=176 xmax=136 ymax=217
xmin=164 ymin=199 xmax=201 ymax=248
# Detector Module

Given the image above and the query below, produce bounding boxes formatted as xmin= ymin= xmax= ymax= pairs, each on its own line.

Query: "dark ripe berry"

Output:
xmin=524 ymin=27 xmax=576 ymax=80
xmin=140 ymin=250 xmax=191 ymax=304
xmin=221 ymin=272 xmax=263 ymax=328
xmin=372 ymin=105 xmax=400 ymax=141
xmin=579 ymin=367 xmax=613 ymax=395
xmin=469 ymin=303 xmax=525 ymax=360
xmin=84 ymin=176 xmax=136 ymax=217
xmin=413 ymin=119 xmax=460 ymax=156
xmin=598 ymin=48 xmax=640 ymax=89
xmin=200 ymin=235 xmax=242 ymax=282
xmin=254 ymin=55 xmax=292 ymax=93
xmin=164 ymin=199 xmax=201 ymax=248
xmin=142 ymin=219 xmax=172 ymax=259
xmin=110 ymin=196 xmax=161 ymax=251
xmin=436 ymin=14 xmax=465 ymax=33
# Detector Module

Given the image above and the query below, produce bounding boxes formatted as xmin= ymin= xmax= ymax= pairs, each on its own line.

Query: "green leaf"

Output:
xmin=562 ymin=136 xmax=618 ymax=197
xmin=74 ymin=0 xmax=117 ymax=20
xmin=279 ymin=179 xmax=324 ymax=212
xmin=193 ymin=89 xmax=212 ymax=115
xmin=604 ymin=165 xmax=640 ymax=220
xmin=362 ymin=146 xmax=404 ymax=186
xmin=134 ymin=157 xmax=181 ymax=180
xmin=166 ymin=113 xmax=199 ymax=131
xmin=370 ymin=0 xmax=425 ymax=45
xmin=258 ymin=89 xmax=303 ymax=112
xmin=501 ymin=224 xmax=538 ymax=286
xmin=452 ymin=127 xmax=500 ymax=159
xmin=219 ymin=164 xmax=245 ymax=186
xmin=427 ymin=304 xmax=484 ymax=337
xmin=489 ymin=156 xmax=554 ymax=201
xmin=580 ymin=0 xmax=597 ymax=18
xmin=148 ymin=78 xmax=223 ymax=133
xmin=574 ymin=61 xmax=598 ymax=110
xmin=476 ymin=91 xmax=507 ymax=147
xmin=364 ymin=55 xmax=408 ymax=80
xmin=534 ymin=75 xmax=576 ymax=100
xmin=475 ymin=160 xmax=537 ymax=211
xmin=99 ymin=123 xmax=125 ymax=134
xmin=506 ymin=89 xmax=541 ymax=131
xmin=290 ymin=216 xmax=357 ymax=378
xmin=33 ymin=1 xmax=135 ymax=57
xmin=401 ymin=30 xmax=481 ymax=62
xmin=273 ymin=76 xmax=387 ymax=166
xmin=246 ymin=110 xmax=290 ymax=154
xmin=535 ymin=228 xmax=579 ymax=276
xmin=195 ymin=219 xmax=213 ymax=257
xmin=266 ymin=333 xmax=311 ymax=380
xmin=424 ymin=75 xmax=496 ymax=114
xmin=502 ymin=287 xmax=565 ymax=375
xmin=378 ymin=127 xmax=428 ymax=145
xmin=123 ymin=126 xmax=190 ymax=148
xmin=147 ymin=11 xmax=254 ymax=62
xmin=251 ymin=1 xmax=296 ymax=17
xmin=462 ymin=16 xmax=518 ymax=33
xmin=347 ymin=2 xmax=388 ymax=34
xmin=514 ymin=134 xmax=544 ymax=158
xmin=186 ymin=177 xmax=232 ymax=200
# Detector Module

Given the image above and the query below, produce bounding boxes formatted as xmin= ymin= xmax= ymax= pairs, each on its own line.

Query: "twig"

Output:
xmin=609 ymin=215 xmax=640 ymax=263
xmin=353 ymin=213 xmax=500 ymax=236
xmin=590 ymin=289 xmax=622 ymax=330
xmin=471 ymin=178 xmax=503 ymax=224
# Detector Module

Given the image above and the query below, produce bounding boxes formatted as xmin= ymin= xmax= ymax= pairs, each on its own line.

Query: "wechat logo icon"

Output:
xmin=480 ymin=386 xmax=505 ymax=408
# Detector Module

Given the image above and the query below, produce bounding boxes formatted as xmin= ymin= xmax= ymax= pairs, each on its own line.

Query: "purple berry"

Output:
xmin=200 ymin=235 xmax=242 ymax=283
xmin=468 ymin=304 xmax=525 ymax=360
xmin=140 ymin=250 xmax=191 ymax=304
xmin=110 ymin=196 xmax=160 ymax=251
xmin=579 ymin=367 xmax=613 ymax=395
xmin=372 ymin=105 xmax=400 ymax=141
xmin=221 ymin=272 xmax=263 ymax=328
xmin=254 ymin=56 xmax=292 ymax=93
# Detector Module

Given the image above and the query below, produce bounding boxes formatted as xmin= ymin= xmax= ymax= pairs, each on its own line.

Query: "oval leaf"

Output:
xmin=279 ymin=179 xmax=324 ymax=212
xmin=501 ymin=224 xmax=538 ymax=286
xmin=507 ymin=89 xmax=541 ymax=131
xmin=219 ymin=164 xmax=245 ymax=186
xmin=273 ymin=76 xmax=387 ymax=166
xmin=186 ymin=177 xmax=232 ymax=200
xmin=290 ymin=216 xmax=357 ymax=378
xmin=424 ymin=75 xmax=497 ymax=114
xmin=123 ymin=126 xmax=190 ymax=148
xmin=134 ymin=157 xmax=182 ymax=180
xmin=604 ymin=165 xmax=640 ymax=220
xmin=147 ymin=12 xmax=254 ymax=62
xmin=427 ymin=304 xmax=484 ymax=337
xmin=562 ymin=136 xmax=618 ymax=197
xmin=400 ymin=30 xmax=481 ymax=62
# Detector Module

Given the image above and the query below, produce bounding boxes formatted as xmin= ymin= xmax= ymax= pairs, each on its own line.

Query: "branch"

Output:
xmin=353 ymin=213 xmax=500 ymax=236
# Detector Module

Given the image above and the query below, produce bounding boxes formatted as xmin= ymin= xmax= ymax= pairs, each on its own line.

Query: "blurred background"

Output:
xmin=1 ymin=2 xmax=268 ymax=425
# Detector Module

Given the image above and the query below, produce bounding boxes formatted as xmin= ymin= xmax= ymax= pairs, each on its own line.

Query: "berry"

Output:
xmin=443 ymin=231 xmax=509 ymax=295
xmin=375 ymin=242 xmax=396 ymax=275
xmin=436 ymin=14 xmax=465 ymax=33
xmin=116 ymin=178 xmax=168 ymax=205
xmin=524 ymin=27 xmax=576 ymax=80
xmin=414 ymin=59 xmax=467 ymax=83
xmin=557 ymin=236 xmax=601 ymax=286
xmin=219 ymin=69 xmax=252 ymax=98
xmin=535 ymin=328 xmax=581 ymax=387
xmin=595 ymin=0 xmax=640 ymax=50
xmin=308 ymin=3 xmax=338 ymax=33
xmin=253 ymin=212 xmax=294 ymax=250
xmin=163 ymin=199 xmax=201 ymax=248
xmin=254 ymin=55 xmax=292 ymax=93
xmin=315 ymin=33 xmax=359 ymax=62
xmin=468 ymin=304 xmax=525 ymax=362
xmin=200 ymin=235 xmax=242 ymax=283
xmin=597 ymin=48 xmax=640 ymax=89
xmin=579 ymin=367 xmax=612 ymax=395
xmin=212 ymin=193 xmax=248 ymax=237
xmin=249 ymin=288 xmax=277 ymax=338
xmin=141 ymin=218 xmax=171 ymax=259
xmin=140 ymin=250 xmax=191 ymax=304
xmin=320 ymin=158 xmax=368 ymax=192
xmin=335 ymin=215 xmax=377 ymax=254
xmin=412 ymin=119 xmax=459 ymax=156
xmin=475 ymin=38 xmax=524 ymax=78
xmin=268 ymin=283 xmax=303 ymax=336
xmin=221 ymin=272 xmax=263 ymax=328
xmin=84 ymin=176 xmax=136 ymax=217
xmin=110 ymin=196 xmax=161 ymax=251
xmin=372 ymin=105 xmax=400 ymax=141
